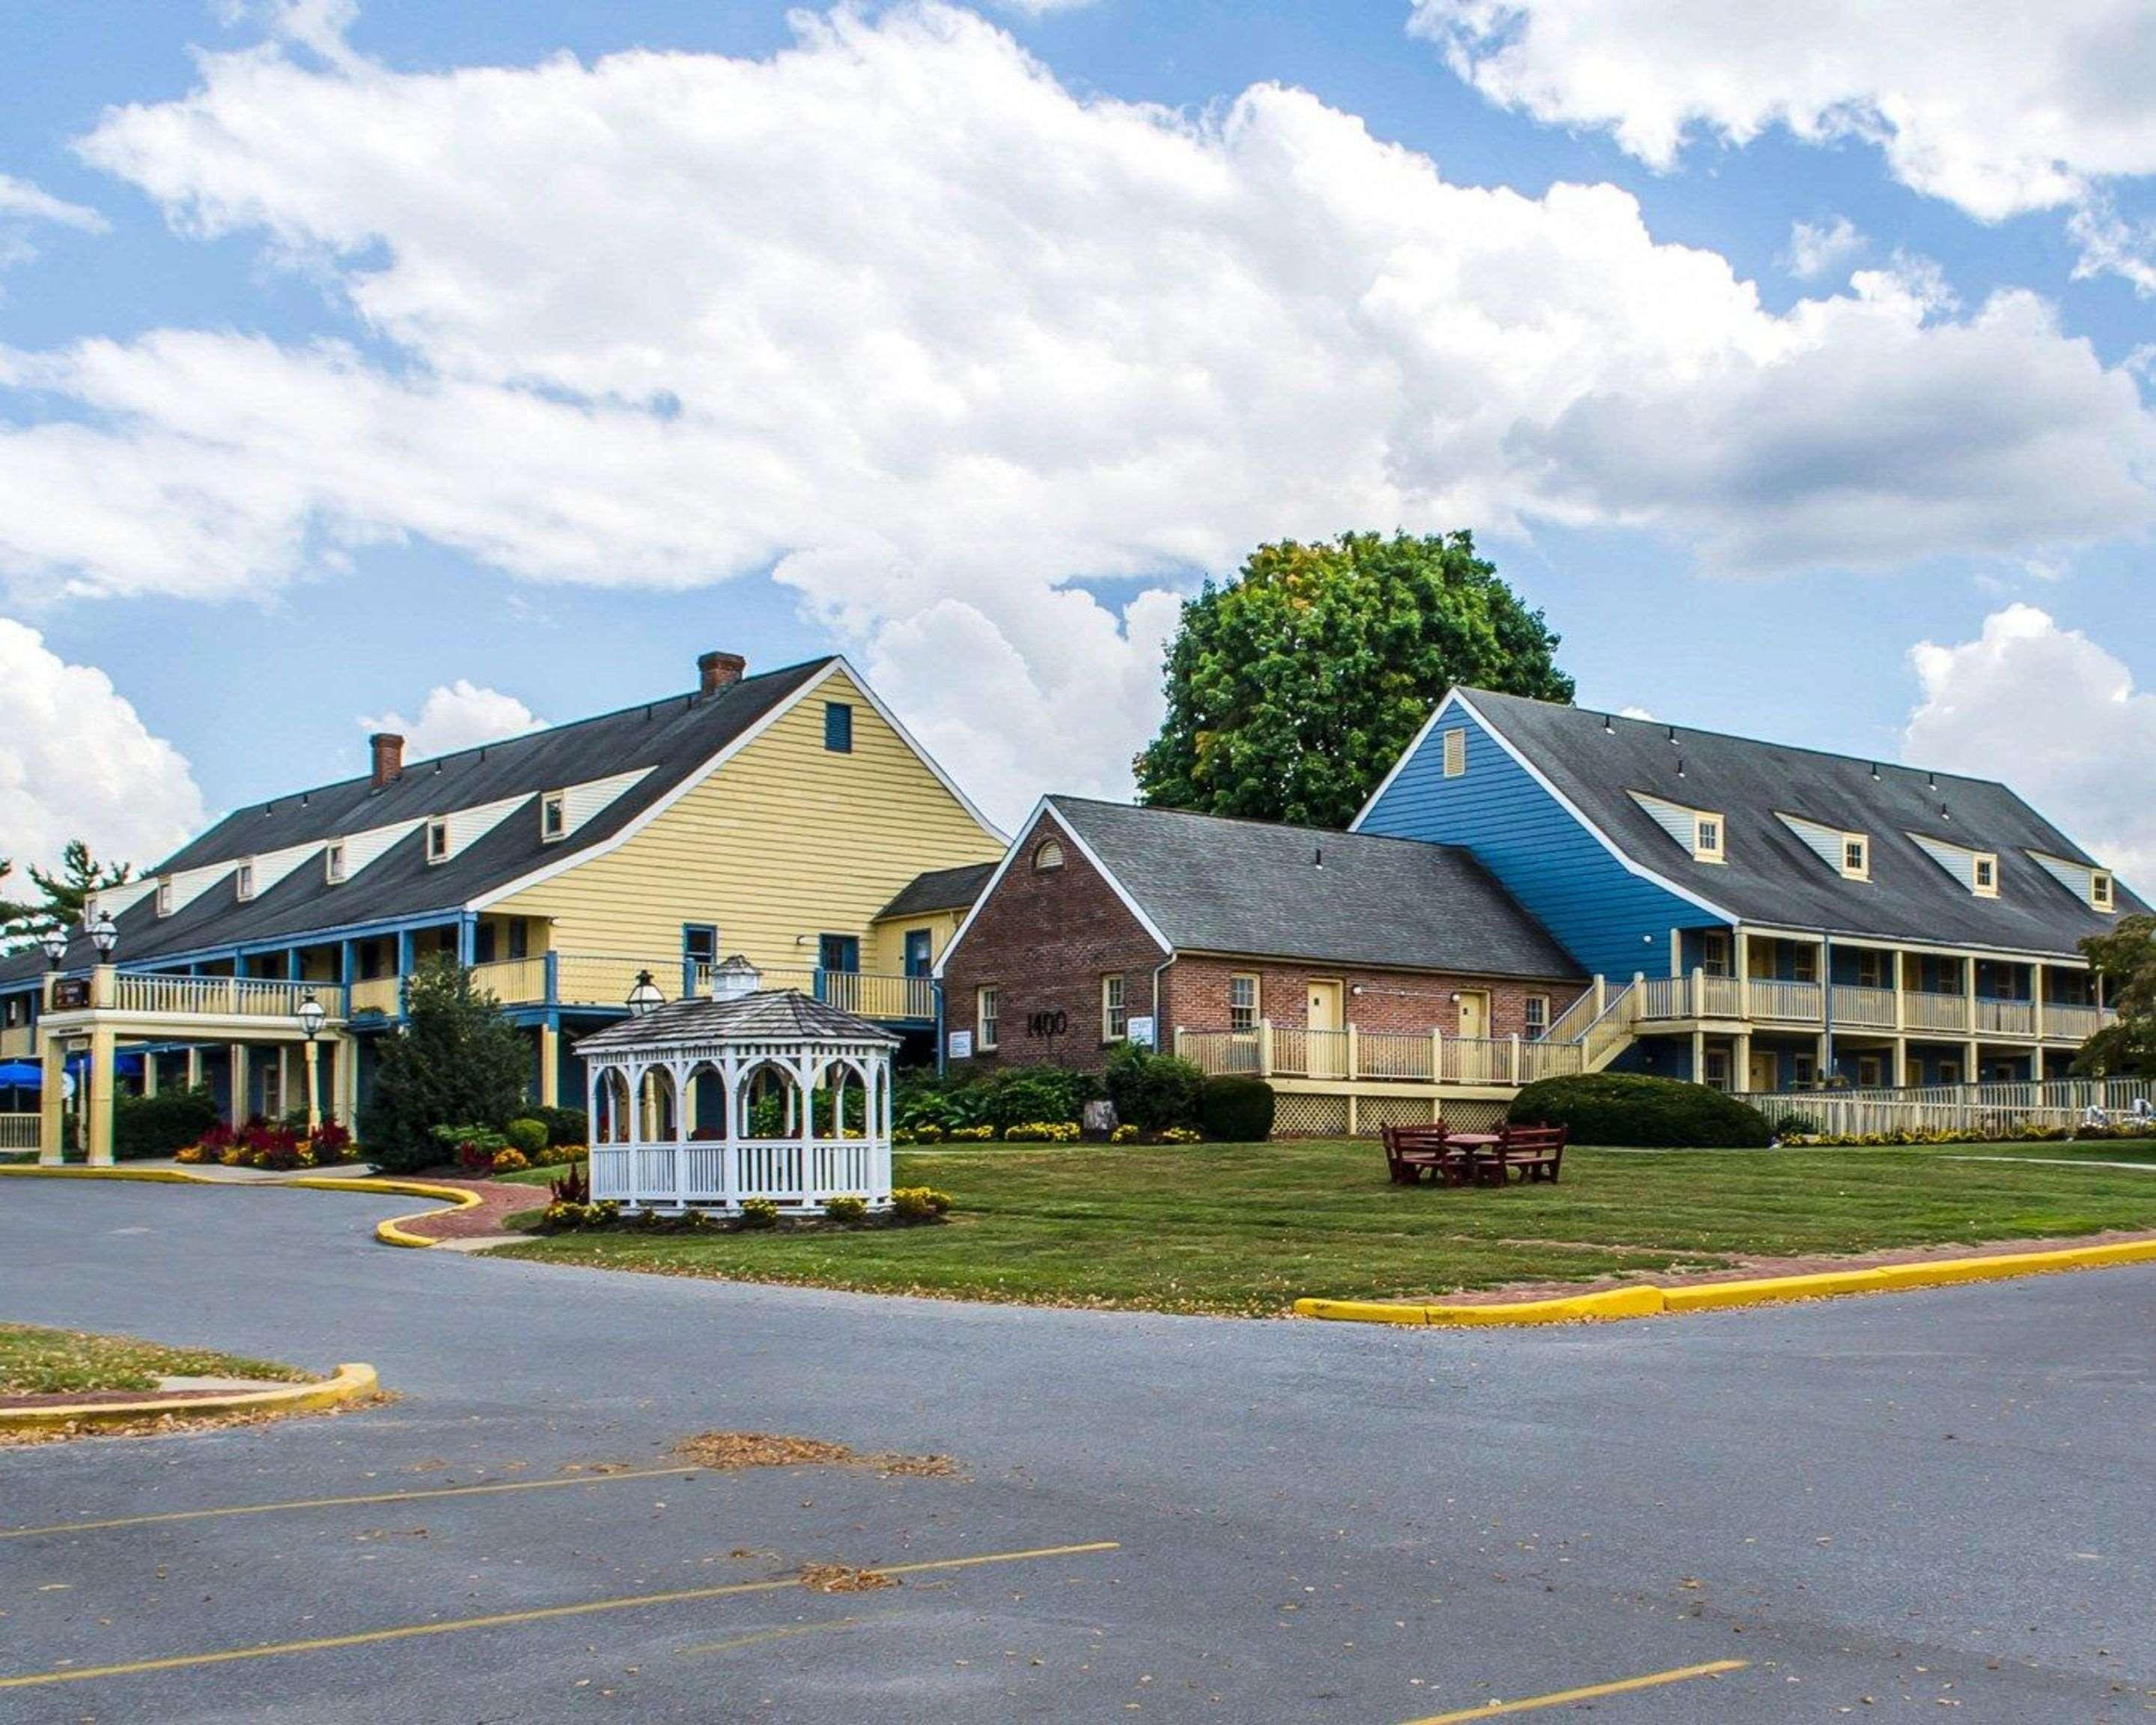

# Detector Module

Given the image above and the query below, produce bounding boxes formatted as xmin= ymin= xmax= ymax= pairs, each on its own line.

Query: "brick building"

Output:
xmin=937 ymin=797 xmax=1588 ymax=1104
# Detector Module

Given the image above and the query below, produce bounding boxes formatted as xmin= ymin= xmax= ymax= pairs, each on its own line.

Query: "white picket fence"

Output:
xmin=1741 ymin=1077 xmax=2156 ymax=1137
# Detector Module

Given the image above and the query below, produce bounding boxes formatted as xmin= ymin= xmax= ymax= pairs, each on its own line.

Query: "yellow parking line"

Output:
xmin=0 ymin=1539 xmax=1119 ymax=1690
xmin=1401 ymin=1658 xmax=1748 ymax=1723
xmin=677 ymin=1618 xmax=860 ymax=1657
xmin=0 ymin=1466 xmax=705 ymax=1540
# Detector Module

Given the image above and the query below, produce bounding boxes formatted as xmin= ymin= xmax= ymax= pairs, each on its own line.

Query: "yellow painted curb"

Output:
xmin=0 ymin=1362 xmax=379 ymax=1434
xmin=1296 ymin=1236 xmax=2156 ymax=1327
xmin=0 ymin=1163 xmax=486 ymax=1248
xmin=280 ymin=1176 xmax=484 ymax=1248
xmin=0 ymin=1165 xmax=201 ymax=1184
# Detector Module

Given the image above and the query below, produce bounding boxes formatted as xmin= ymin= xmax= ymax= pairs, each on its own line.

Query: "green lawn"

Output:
xmin=484 ymin=1140 xmax=2156 ymax=1316
xmin=0 ymin=1324 xmax=310 ymax=1397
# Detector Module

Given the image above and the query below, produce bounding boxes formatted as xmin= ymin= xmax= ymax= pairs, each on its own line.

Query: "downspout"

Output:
xmin=1151 ymin=951 xmax=1175 ymax=1052
xmin=934 ymin=978 xmax=946 ymax=1078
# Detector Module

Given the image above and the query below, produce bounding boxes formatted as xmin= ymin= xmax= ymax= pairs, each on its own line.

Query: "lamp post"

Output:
xmin=88 ymin=910 xmax=118 ymax=961
xmin=298 ymin=990 xmax=326 ymax=1134
xmin=40 ymin=926 xmax=67 ymax=970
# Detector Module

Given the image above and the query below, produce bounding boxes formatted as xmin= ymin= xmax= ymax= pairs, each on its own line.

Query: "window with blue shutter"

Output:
xmin=823 ymin=702 xmax=853 ymax=752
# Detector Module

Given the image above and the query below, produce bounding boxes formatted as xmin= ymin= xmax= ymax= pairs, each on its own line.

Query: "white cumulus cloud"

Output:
xmin=0 ymin=618 xmax=204 ymax=878
xmin=0 ymin=173 xmax=107 ymax=232
xmin=359 ymin=680 xmax=546 ymax=761
xmin=1783 ymin=216 xmax=1866 ymax=282
xmin=1904 ymin=604 xmax=2156 ymax=887
xmin=1407 ymin=0 xmax=2156 ymax=224
xmin=0 ymin=4 xmax=2144 ymax=821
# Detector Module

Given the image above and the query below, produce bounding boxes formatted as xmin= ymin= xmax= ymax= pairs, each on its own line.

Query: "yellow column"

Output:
xmin=1734 ymin=1031 xmax=1752 ymax=1095
xmin=302 ymin=1040 xmax=322 ymax=1132
xmin=538 ymin=1023 xmax=560 ymax=1108
xmin=141 ymin=1051 xmax=159 ymax=1098
xmin=38 ymin=1031 xmax=66 ymax=1166
xmin=1690 ymin=1029 xmax=1705 ymax=1086
xmin=230 ymin=1044 xmax=249 ymax=1125
xmin=86 ymin=1024 xmax=117 ymax=1167
xmin=1892 ymin=1038 xmax=1908 ymax=1087
xmin=186 ymin=1046 xmax=202 ymax=1092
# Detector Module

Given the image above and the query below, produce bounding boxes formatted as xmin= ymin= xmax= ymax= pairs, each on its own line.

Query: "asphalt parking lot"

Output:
xmin=1 ymin=1178 xmax=2152 ymax=1722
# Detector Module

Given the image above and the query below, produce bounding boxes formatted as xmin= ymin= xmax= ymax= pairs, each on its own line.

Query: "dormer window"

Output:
xmin=2092 ymin=871 xmax=2114 ymax=911
xmin=426 ymin=819 xmax=450 ymax=865
xmin=1032 ymin=838 xmax=1065 ymax=872
xmin=540 ymin=791 xmax=567 ymax=842
xmin=156 ymin=878 xmax=174 ymax=917
xmin=1972 ymin=853 xmax=1997 ymax=897
xmin=1841 ymin=836 xmax=1869 ymax=880
xmin=1693 ymin=815 xmax=1724 ymax=863
xmin=235 ymin=861 xmax=256 ymax=901
xmin=325 ymin=842 xmax=347 ymax=885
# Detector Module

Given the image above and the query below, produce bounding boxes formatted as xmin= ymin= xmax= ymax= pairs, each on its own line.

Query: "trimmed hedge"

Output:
xmin=1199 ymin=1075 xmax=1276 ymax=1143
xmin=1507 ymin=1072 xmax=1773 ymax=1149
xmin=528 ymin=1105 xmax=589 ymax=1148
xmin=113 ymin=1086 xmax=222 ymax=1160
xmin=1105 ymin=1044 xmax=1205 ymax=1134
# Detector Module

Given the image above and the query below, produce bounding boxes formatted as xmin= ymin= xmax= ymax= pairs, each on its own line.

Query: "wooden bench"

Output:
xmin=1481 ymin=1122 xmax=1566 ymax=1184
xmin=1381 ymin=1125 xmax=1468 ymax=1187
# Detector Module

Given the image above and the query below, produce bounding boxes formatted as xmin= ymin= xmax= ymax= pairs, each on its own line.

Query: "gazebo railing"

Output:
xmin=590 ymin=1137 xmax=888 ymax=1209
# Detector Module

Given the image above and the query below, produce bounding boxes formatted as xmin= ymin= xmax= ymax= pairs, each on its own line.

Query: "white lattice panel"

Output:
xmin=1273 ymin=1092 xmax=1350 ymax=1137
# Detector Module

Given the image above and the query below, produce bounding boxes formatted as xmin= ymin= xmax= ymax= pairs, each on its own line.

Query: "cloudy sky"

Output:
xmin=1 ymin=0 xmax=2152 ymax=885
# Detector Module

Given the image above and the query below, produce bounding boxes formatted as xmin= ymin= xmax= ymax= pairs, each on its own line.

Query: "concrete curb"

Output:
xmin=0 ymin=1163 xmax=483 ymax=1248
xmin=1294 ymin=1237 xmax=2156 ymax=1327
xmin=0 ymin=1362 xmax=380 ymax=1434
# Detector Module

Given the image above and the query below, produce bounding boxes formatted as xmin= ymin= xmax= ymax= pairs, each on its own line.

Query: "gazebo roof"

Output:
xmin=575 ymin=988 xmax=901 ymax=1056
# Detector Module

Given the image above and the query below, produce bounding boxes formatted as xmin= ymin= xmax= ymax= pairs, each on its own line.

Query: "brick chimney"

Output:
xmin=369 ymin=731 xmax=405 ymax=790
xmin=698 ymin=651 xmax=747 ymax=698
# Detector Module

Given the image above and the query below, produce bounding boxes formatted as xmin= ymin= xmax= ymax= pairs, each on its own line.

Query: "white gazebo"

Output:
xmin=575 ymin=968 xmax=900 ymax=1214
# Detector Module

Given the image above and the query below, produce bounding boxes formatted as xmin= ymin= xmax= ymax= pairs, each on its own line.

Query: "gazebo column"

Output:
xmin=719 ymin=1056 xmax=740 ymax=1213
xmin=624 ymin=1056 xmax=645 ymax=1212
xmin=671 ymin=1057 xmax=689 ymax=1211
xmin=797 ymin=1053 xmax=817 ymax=1208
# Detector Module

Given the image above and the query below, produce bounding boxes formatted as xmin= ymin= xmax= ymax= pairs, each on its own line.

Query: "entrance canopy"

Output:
xmin=575 ymin=987 xmax=901 ymax=1213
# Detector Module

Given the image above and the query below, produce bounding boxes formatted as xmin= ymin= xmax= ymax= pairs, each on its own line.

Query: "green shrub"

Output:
xmin=1199 ymin=1075 xmax=1275 ymax=1143
xmin=823 ymin=1193 xmax=869 ymax=1226
xmin=1104 ymin=1044 xmax=1204 ymax=1134
xmin=1002 ymin=1120 xmax=1080 ymax=1142
xmin=978 ymin=1065 xmax=1097 ymax=1131
xmin=1508 ymin=1072 xmax=1773 ymax=1148
xmin=1768 ymin=1111 xmax=1815 ymax=1140
xmin=739 ymin=1197 xmax=780 ymax=1229
xmin=113 ymin=1085 xmax=222 ymax=1161
xmin=359 ymin=955 xmax=532 ymax=1170
xmin=894 ymin=1071 xmax=990 ymax=1133
xmin=529 ymin=1105 xmax=588 ymax=1149
xmin=890 ymin=1185 xmax=953 ymax=1223
xmin=505 ymin=1118 xmax=549 ymax=1157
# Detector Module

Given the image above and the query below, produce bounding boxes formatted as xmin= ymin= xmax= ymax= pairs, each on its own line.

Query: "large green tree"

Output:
xmin=358 ymin=955 xmax=532 ymax=1170
xmin=1133 ymin=531 xmax=1574 ymax=828
xmin=2071 ymin=914 xmax=2156 ymax=1079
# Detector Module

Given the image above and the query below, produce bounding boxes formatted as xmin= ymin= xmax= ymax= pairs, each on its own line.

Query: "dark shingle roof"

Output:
xmin=574 ymin=989 xmax=900 ymax=1054
xmin=875 ymin=862 xmax=997 ymax=922
xmin=0 ymin=660 xmax=835 ymax=986
xmin=1048 ymin=797 xmax=1583 ymax=979
xmin=1458 ymin=687 xmax=2146 ymax=955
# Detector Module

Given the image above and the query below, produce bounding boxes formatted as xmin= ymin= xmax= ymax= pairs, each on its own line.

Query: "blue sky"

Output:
xmin=1 ymin=0 xmax=2151 ymax=880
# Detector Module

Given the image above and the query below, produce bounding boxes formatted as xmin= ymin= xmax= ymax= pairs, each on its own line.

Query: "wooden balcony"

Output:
xmin=40 ymin=970 xmax=346 ymax=1032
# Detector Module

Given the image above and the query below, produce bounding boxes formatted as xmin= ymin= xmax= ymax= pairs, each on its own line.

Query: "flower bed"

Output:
xmin=535 ymin=1184 xmax=953 ymax=1235
xmin=174 ymin=1119 xmax=360 ymax=1171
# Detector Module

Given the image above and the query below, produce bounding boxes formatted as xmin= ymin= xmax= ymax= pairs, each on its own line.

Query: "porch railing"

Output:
xmin=0 ymin=1115 xmax=38 ymax=1151
xmin=95 ymin=973 xmax=348 ymax=1021
xmin=1903 ymin=991 xmax=1970 ymax=1034
xmin=1175 ymin=1023 xmax=1585 ymax=1087
xmin=1743 ymin=1077 xmax=2154 ymax=1137
xmin=752 ymin=967 xmax=937 ymax=1023
xmin=1974 ymin=997 xmax=2037 ymax=1037
xmin=1830 ymin=985 xmax=1898 ymax=1029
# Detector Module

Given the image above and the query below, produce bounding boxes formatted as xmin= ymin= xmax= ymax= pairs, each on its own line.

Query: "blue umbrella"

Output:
xmin=0 ymin=1060 xmax=40 ymax=1088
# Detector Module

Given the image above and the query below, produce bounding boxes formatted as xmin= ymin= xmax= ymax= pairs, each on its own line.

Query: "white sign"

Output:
xmin=946 ymin=1030 xmax=974 ymax=1060
xmin=1125 ymin=1015 xmax=1156 ymax=1050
